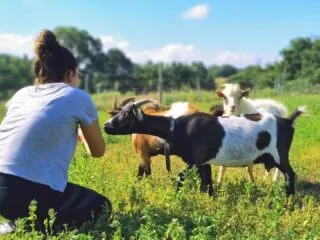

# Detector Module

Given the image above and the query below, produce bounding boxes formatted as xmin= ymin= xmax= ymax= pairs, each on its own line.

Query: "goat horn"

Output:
xmin=113 ymin=97 xmax=118 ymax=110
xmin=120 ymin=97 xmax=135 ymax=107
xmin=133 ymin=99 xmax=157 ymax=108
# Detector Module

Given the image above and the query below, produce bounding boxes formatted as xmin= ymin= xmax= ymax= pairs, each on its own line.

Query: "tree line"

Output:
xmin=1 ymin=26 xmax=320 ymax=99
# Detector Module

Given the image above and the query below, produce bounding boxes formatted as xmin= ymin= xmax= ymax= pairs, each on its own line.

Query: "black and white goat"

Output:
xmin=104 ymin=99 xmax=304 ymax=196
xmin=109 ymin=98 xmax=198 ymax=178
xmin=216 ymin=83 xmax=288 ymax=183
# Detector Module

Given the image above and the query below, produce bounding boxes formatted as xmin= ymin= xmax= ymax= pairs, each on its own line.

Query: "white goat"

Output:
xmin=216 ymin=83 xmax=288 ymax=183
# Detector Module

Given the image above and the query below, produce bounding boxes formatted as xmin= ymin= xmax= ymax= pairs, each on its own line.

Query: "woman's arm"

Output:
xmin=79 ymin=120 xmax=106 ymax=158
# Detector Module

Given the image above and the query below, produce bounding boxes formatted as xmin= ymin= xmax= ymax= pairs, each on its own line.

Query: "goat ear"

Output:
xmin=216 ymin=91 xmax=225 ymax=98
xmin=241 ymin=89 xmax=250 ymax=98
xmin=108 ymin=110 xmax=119 ymax=116
xmin=133 ymin=107 xmax=143 ymax=121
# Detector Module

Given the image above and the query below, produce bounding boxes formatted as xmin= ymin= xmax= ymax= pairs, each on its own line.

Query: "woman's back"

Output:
xmin=0 ymin=82 xmax=97 ymax=191
xmin=0 ymin=30 xmax=109 ymax=235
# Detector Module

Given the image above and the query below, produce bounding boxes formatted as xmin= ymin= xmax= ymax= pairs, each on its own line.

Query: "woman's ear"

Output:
xmin=64 ymin=70 xmax=73 ymax=83
xmin=64 ymin=70 xmax=79 ymax=87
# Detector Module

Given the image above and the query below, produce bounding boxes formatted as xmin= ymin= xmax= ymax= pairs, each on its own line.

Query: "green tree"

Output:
xmin=280 ymin=37 xmax=313 ymax=80
xmin=228 ymin=65 xmax=263 ymax=88
xmin=208 ymin=64 xmax=238 ymax=89
xmin=208 ymin=64 xmax=238 ymax=79
xmin=135 ymin=61 xmax=159 ymax=93
xmin=0 ymin=54 xmax=33 ymax=99
xmin=217 ymin=64 xmax=238 ymax=77
xmin=257 ymin=62 xmax=283 ymax=89
xmin=166 ymin=62 xmax=194 ymax=90
xmin=104 ymin=48 xmax=135 ymax=93
xmin=301 ymin=39 xmax=320 ymax=80
xmin=191 ymin=61 xmax=209 ymax=90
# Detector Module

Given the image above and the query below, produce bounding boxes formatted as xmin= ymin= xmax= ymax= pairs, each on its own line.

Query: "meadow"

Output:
xmin=0 ymin=90 xmax=319 ymax=239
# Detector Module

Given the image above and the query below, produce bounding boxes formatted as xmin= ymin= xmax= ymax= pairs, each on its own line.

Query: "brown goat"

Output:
xmin=109 ymin=98 xmax=199 ymax=178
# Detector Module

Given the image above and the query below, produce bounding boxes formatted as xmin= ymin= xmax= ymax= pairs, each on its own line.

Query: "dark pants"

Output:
xmin=0 ymin=172 xmax=111 ymax=229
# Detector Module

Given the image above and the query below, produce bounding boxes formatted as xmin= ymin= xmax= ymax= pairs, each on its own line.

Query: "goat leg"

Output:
xmin=278 ymin=163 xmax=296 ymax=196
xmin=284 ymin=165 xmax=296 ymax=196
xmin=176 ymin=165 xmax=193 ymax=192
xmin=273 ymin=168 xmax=280 ymax=182
xmin=164 ymin=145 xmax=172 ymax=173
xmin=137 ymin=165 xmax=145 ymax=179
xmin=198 ymin=165 xmax=214 ymax=196
xmin=246 ymin=166 xmax=255 ymax=182
xmin=217 ymin=166 xmax=226 ymax=184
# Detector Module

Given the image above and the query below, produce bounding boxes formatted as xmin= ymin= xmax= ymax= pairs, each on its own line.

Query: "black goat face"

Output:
xmin=104 ymin=104 xmax=143 ymax=135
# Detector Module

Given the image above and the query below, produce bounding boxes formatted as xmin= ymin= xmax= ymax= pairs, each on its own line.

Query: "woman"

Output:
xmin=0 ymin=30 xmax=109 ymax=234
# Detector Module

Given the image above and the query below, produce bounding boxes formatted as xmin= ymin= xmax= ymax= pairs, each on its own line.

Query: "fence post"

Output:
xmin=84 ymin=73 xmax=89 ymax=93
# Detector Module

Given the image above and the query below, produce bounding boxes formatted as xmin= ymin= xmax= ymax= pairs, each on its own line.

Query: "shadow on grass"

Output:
xmin=297 ymin=180 xmax=320 ymax=201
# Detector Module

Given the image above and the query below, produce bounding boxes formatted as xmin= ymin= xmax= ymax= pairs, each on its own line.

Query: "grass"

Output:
xmin=0 ymin=91 xmax=319 ymax=239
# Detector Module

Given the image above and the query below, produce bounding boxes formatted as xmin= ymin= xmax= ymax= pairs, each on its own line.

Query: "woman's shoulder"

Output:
xmin=7 ymin=85 xmax=35 ymax=101
xmin=33 ymin=83 xmax=92 ymax=102
xmin=8 ymin=84 xmax=94 ymax=106
xmin=67 ymin=86 xmax=93 ymax=101
xmin=62 ymin=86 xmax=97 ymax=111
xmin=65 ymin=87 xmax=98 ymax=119
xmin=13 ymin=85 xmax=34 ymax=94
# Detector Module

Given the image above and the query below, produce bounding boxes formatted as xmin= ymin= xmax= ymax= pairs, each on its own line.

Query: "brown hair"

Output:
xmin=34 ymin=30 xmax=77 ymax=84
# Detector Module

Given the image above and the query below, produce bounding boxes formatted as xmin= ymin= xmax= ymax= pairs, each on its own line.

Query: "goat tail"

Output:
xmin=288 ymin=106 xmax=306 ymax=126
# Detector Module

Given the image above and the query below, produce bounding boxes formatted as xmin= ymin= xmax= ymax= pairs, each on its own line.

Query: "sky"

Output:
xmin=0 ymin=0 xmax=319 ymax=68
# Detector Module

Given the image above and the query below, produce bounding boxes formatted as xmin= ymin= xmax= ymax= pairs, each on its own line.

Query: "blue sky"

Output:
xmin=0 ymin=0 xmax=319 ymax=67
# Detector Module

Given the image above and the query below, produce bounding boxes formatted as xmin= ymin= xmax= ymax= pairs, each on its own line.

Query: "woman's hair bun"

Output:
xmin=34 ymin=29 xmax=59 ymax=57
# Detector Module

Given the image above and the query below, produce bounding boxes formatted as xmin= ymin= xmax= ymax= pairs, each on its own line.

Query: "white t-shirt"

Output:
xmin=0 ymin=83 xmax=98 ymax=192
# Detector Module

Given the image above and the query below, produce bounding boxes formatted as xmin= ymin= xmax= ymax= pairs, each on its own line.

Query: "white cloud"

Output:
xmin=100 ymin=35 xmax=130 ymax=50
xmin=211 ymin=51 xmax=257 ymax=68
xmin=100 ymin=36 xmax=114 ymax=45
xmin=0 ymin=32 xmax=278 ymax=68
xmin=182 ymin=4 xmax=210 ymax=20
xmin=125 ymin=43 xmax=197 ymax=63
xmin=0 ymin=33 xmax=34 ymax=56
xmin=211 ymin=51 xmax=281 ymax=68
xmin=125 ymin=46 xmax=279 ymax=68
xmin=117 ymin=41 xmax=130 ymax=49
xmin=123 ymin=44 xmax=257 ymax=68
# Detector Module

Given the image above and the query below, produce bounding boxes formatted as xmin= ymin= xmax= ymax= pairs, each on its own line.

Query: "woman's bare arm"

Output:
xmin=79 ymin=120 xmax=106 ymax=157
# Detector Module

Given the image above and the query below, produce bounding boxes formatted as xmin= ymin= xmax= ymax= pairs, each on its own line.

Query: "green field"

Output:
xmin=1 ymin=91 xmax=319 ymax=239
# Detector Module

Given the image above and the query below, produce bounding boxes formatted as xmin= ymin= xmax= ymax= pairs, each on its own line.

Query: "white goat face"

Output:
xmin=216 ymin=84 xmax=250 ymax=116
